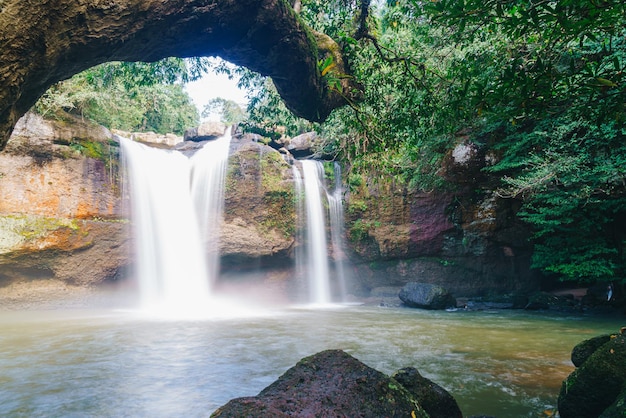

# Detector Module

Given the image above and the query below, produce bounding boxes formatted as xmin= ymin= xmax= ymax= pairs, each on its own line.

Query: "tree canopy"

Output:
xmin=36 ymin=59 xmax=201 ymax=135
xmin=247 ymin=0 xmax=625 ymax=285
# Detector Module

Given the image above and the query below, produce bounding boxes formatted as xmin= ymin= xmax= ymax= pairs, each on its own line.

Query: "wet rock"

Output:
xmin=571 ymin=334 xmax=612 ymax=367
xmin=391 ymin=367 xmax=463 ymax=418
xmin=118 ymin=130 xmax=182 ymax=147
xmin=344 ymin=159 xmax=540 ymax=299
xmin=11 ymin=111 xmax=111 ymax=146
xmin=399 ymin=282 xmax=456 ymax=310
xmin=0 ymin=218 xmax=130 ymax=286
xmin=0 ymin=113 xmax=128 ymax=288
xmin=524 ymin=291 xmax=579 ymax=311
xmin=285 ymin=131 xmax=318 ymax=158
xmin=442 ymin=140 xmax=486 ymax=185
xmin=211 ymin=349 xmax=432 ymax=417
xmin=184 ymin=121 xmax=227 ymax=142
xmin=558 ymin=330 xmax=626 ymax=418
xmin=221 ymin=140 xmax=295 ymax=270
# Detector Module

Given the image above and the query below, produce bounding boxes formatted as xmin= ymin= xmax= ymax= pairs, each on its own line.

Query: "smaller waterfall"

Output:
xmin=294 ymin=160 xmax=349 ymax=304
xmin=120 ymin=130 xmax=231 ymax=314
xmin=300 ymin=160 xmax=332 ymax=304
xmin=326 ymin=162 xmax=349 ymax=300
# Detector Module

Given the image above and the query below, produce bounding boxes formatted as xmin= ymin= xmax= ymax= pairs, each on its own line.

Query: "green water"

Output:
xmin=0 ymin=305 xmax=622 ymax=417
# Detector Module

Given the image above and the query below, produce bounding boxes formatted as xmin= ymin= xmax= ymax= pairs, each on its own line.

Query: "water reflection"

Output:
xmin=0 ymin=306 xmax=621 ymax=417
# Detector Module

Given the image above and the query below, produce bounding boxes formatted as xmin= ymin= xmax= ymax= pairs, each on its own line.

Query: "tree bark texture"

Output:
xmin=0 ymin=0 xmax=354 ymax=149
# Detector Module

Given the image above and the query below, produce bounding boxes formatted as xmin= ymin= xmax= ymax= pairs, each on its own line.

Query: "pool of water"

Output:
xmin=0 ymin=304 xmax=622 ymax=417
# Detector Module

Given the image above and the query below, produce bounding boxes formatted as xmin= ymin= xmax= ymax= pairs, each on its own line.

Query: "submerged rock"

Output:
xmin=558 ymin=329 xmax=626 ymax=418
xmin=399 ymin=282 xmax=456 ymax=310
xmin=211 ymin=349 xmax=445 ymax=417
xmin=392 ymin=367 xmax=463 ymax=418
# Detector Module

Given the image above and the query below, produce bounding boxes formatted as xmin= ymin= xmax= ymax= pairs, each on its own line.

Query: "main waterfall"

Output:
xmin=120 ymin=130 xmax=231 ymax=314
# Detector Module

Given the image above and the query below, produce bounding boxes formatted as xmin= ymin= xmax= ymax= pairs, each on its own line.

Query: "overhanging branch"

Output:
xmin=0 ymin=0 xmax=360 ymax=149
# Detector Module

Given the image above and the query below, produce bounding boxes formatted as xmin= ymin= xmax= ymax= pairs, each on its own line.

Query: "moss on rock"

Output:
xmin=558 ymin=331 xmax=626 ymax=418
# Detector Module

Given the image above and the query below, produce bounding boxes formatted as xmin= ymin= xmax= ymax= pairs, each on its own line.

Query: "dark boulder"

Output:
xmin=399 ymin=282 xmax=456 ymax=310
xmin=524 ymin=291 xmax=580 ymax=311
xmin=211 ymin=349 xmax=435 ymax=417
xmin=571 ymin=334 xmax=612 ymax=367
xmin=558 ymin=330 xmax=626 ymax=418
xmin=392 ymin=367 xmax=463 ymax=418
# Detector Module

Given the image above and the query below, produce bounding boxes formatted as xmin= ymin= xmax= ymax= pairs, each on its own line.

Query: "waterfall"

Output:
xmin=120 ymin=130 xmax=231 ymax=314
xmin=326 ymin=162 xmax=348 ymax=301
xmin=189 ymin=133 xmax=231 ymax=286
xmin=294 ymin=160 xmax=349 ymax=304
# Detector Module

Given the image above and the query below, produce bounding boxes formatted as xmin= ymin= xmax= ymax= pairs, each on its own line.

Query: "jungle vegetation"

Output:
xmin=34 ymin=0 xmax=626 ymax=285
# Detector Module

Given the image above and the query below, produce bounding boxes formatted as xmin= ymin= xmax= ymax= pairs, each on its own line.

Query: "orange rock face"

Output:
xmin=0 ymin=113 xmax=129 ymax=288
xmin=0 ymin=155 xmax=121 ymax=219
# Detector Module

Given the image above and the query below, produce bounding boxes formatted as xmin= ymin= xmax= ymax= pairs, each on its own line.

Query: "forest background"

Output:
xmin=33 ymin=0 xmax=626 ymax=288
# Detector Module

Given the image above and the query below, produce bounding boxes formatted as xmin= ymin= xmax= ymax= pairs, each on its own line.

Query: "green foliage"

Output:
xmin=34 ymin=59 xmax=200 ymax=134
xmin=323 ymin=161 xmax=336 ymax=183
xmin=242 ymin=76 xmax=316 ymax=138
xmin=298 ymin=0 xmax=626 ymax=283
xmin=421 ymin=1 xmax=626 ymax=282
xmin=27 ymin=0 xmax=626 ymax=284
xmin=202 ymin=98 xmax=246 ymax=125
xmin=348 ymin=218 xmax=380 ymax=242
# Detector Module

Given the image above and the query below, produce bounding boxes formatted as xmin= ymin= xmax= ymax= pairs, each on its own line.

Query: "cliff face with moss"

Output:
xmin=0 ymin=113 xmax=129 ymax=288
xmin=0 ymin=114 xmax=299 ymax=294
xmin=0 ymin=114 xmax=541 ymax=301
xmin=221 ymin=138 xmax=295 ymax=267
xmin=342 ymin=142 xmax=540 ymax=297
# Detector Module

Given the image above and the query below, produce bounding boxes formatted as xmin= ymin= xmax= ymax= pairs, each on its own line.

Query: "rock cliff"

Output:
xmin=222 ymin=138 xmax=295 ymax=267
xmin=343 ymin=140 xmax=540 ymax=298
xmin=0 ymin=114 xmax=542 ymax=304
xmin=0 ymin=112 xmax=130 ymax=294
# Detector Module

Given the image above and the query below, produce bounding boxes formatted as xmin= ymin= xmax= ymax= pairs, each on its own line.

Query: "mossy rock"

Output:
xmin=558 ymin=331 xmax=626 ymax=418
xmin=599 ymin=386 xmax=626 ymax=418
xmin=571 ymin=334 xmax=612 ymax=367
xmin=392 ymin=367 xmax=462 ymax=418
xmin=211 ymin=350 xmax=430 ymax=417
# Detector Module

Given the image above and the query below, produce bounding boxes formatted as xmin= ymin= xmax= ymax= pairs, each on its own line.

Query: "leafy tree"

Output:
xmin=294 ymin=0 xmax=626 ymax=284
xmin=35 ymin=58 xmax=202 ymax=135
xmin=202 ymin=98 xmax=246 ymax=125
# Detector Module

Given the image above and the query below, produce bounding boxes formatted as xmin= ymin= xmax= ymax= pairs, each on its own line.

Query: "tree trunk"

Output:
xmin=0 ymin=0 xmax=356 ymax=149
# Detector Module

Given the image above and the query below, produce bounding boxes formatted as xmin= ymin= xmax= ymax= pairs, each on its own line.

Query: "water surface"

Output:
xmin=0 ymin=305 xmax=621 ymax=417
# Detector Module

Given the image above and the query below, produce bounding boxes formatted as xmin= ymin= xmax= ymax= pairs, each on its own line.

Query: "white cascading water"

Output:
xmin=293 ymin=164 xmax=307 ymax=301
xmin=295 ymin=160 xmax=333 ymax=304
xmin=189 ymin=134 xmax=232 ymax=286
xmin=120 ymin=130 xmax=231 ymax=315
xmin=326 ymin=162 xmax=348 ymax=301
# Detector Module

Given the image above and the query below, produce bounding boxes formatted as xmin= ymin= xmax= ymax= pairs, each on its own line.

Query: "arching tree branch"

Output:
xmin=0 ymin=0 xmax=360 ymax=149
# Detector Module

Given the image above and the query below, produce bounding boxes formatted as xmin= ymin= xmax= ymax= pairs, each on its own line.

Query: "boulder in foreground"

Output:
xmin=558 ymin=329 xmax=626 ymax=418
xmin=211 ymin=349 xmax=463 ymax=417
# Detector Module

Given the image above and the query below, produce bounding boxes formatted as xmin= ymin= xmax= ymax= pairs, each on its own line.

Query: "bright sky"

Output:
xmin=184 ymin=70 xmax=249 ymax=121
